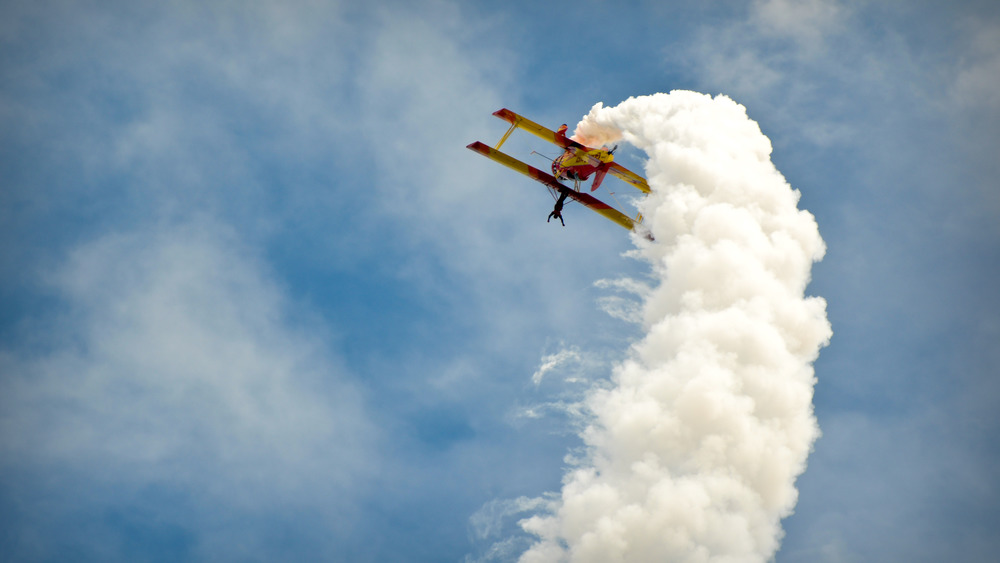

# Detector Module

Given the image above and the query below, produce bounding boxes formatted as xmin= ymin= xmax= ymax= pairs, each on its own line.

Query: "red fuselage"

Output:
xmin=550 ymin=125 xmax=614 ymax=190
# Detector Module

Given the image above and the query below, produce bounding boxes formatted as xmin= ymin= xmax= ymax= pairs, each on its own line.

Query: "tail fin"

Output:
xmin=591 ymin=168 xmax=609 ymax=191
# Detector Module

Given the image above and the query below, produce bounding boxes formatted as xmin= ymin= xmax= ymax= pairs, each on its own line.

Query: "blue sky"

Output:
xmin=1 ymin=1 xmax=998 ymax=561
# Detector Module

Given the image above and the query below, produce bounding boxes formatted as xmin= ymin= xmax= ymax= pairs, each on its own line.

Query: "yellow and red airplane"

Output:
xmin=467 ymin=108 xmax=650 ymax=232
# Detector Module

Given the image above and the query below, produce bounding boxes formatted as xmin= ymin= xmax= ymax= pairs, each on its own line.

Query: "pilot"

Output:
xmin=555 ymin=124 xmax=569 ymax=143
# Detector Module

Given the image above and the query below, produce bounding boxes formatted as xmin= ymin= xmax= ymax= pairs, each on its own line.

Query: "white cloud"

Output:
xmin=951 ymin=20 xmax=1000 ymax=113
xmin=594 ymin=277 xmax=651 ymax=324
xmin=751 ymin=0 xmax=846 ymax=47
xmin=0 ymin=219 xmax=375 ymax=545
xmin=676 ymin=0 xmax=870 ymax=150
xmin=0 ymin=0 xmax=360 ymax=239
xmin=682 ymin=0 xmax=847 ymax=100
xmin=532 ymin=348 xmax=582 ymax=386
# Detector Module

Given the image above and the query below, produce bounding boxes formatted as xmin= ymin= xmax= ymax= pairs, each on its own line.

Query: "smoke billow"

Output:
xmin=519 ymin=92 xmax=831 ymax=562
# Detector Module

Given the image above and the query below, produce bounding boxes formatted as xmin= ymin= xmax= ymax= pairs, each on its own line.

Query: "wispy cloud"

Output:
xmin=0 ymin=219 xmax=375 ymax=558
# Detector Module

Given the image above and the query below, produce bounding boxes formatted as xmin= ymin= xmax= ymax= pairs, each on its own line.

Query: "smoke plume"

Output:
xmin=519 ymin=91 xmax=831 ymax=562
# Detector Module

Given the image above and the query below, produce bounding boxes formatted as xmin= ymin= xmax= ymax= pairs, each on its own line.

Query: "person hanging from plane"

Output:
xmin=548 ymin=190 xmax=569 ymax=226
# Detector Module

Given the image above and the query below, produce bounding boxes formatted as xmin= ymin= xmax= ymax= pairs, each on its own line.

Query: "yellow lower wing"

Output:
xmin=467 ymin=142 xmax=637 ymax=231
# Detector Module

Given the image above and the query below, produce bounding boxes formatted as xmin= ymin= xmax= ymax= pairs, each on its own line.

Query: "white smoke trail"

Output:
xmin=519 ymin=91 xmax=831 ymax=562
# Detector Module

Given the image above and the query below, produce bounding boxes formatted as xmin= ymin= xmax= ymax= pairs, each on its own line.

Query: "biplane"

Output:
xmin=466 ymin=108 xmax=650 ymax=232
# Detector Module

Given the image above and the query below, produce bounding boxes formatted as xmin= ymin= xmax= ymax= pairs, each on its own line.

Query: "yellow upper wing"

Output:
xmin=492 ymin=108 xmax=561 ymax=145
xmin=492 ymin=108 xmax=650 ymax=194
